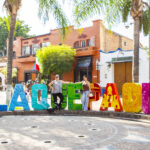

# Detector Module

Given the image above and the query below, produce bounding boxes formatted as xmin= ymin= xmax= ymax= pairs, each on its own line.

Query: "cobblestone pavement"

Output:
xmin=0 ymin=116 xmax=150 ymax=150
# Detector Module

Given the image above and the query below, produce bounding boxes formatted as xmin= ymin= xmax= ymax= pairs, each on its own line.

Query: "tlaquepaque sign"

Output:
xmin=0 ymin=83 xmax=150 ymax=114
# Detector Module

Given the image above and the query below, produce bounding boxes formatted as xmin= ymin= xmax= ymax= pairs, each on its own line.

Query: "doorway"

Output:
xmin=80 ymin=70 xmax=92 ymax=82
xmin=24 ymin=72 xmax=31 ymax=82
xmin=114 ymin=62 xmax=132 ymax=95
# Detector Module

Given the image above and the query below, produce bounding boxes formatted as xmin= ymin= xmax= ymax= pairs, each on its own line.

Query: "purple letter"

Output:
xmin=142 ymin=83 xmax=150 ymax=114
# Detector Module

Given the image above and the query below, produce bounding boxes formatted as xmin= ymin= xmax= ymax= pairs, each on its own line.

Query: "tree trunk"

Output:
xmin=6 ymin=14 xmax=17 ymax=106
xmin=133 ymin=17 xmax=140 ymax=83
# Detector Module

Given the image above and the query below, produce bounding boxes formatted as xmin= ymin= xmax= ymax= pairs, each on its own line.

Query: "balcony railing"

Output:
xmin=75 ymin=46 xmax=96 ymax=51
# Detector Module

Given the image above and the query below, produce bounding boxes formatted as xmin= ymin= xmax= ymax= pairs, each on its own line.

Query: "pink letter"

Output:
xmin=142 ymin=83 xmax=150 ymax=114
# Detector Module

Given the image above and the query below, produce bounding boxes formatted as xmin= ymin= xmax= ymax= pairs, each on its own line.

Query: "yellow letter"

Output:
xmin=122 ymin=83 xmax=142 ymax=113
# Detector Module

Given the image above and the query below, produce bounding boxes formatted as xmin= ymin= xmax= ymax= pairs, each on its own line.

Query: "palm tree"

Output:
xmin=3 ymin=0 xmax=68 ymax=104
xmin=73 ymin=0 xmax=150 ymax=82
xmin=4 ymin=0 xmax=22 ymax=105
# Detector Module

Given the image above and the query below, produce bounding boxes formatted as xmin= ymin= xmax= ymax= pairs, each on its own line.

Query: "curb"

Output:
xmin=0 ymin=110 xmax=150 ymax=121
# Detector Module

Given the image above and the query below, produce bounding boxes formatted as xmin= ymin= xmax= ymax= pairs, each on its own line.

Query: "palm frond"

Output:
xmin=37 ymin=0 xmax=69 ymax=39
xmin=141 ymin=9 xmax=150 ymax=35
xmin=74 ymin=0 xmax=106 ymax=25
xmin=73 ymin=0 xmax=131 ymax=27
xmin=122 ymin=0 xmax=131 ymax=22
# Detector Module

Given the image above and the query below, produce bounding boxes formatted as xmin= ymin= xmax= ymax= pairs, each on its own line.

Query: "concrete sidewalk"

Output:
xmin=0 ymin=110 xmax=150 ymax=121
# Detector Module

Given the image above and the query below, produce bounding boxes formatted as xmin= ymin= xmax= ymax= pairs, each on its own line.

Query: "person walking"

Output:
xmin=81 ymin=75 xmax=91 ymax=111
xmin=49 ymin=74 xmax=68 ymax=110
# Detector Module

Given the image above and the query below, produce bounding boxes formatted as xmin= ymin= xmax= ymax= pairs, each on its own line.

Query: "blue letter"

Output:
xmin=0 ymin=105 xmax=7 ymax=111
xmin=9 ymin=84 xmax=30 ymax=111
xmin=31 ymin=84 xmax=49 ymax=110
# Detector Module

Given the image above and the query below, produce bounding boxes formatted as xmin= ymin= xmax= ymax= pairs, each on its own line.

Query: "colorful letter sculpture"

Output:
xmin=142 ymin=83 xmax=150 ymax=114
xmin=9 ymin=84 xmax=30 ymax=111
xmin=31 ymin=84 xmax=50 ymax=110
xmin=122 ymin=83 xmax=142 ymax=113
xmin=0 ymin=105 xmax=7 ymax=111
xmin=51 ymin=84 xmax=67 ymax=109
xmin=68 ymin=83 xmax=82 ymax=110
xmin=100 ymin=83 xmax=123 ymax=112
xmin=88 ymin=83 xmax=101 ymax=110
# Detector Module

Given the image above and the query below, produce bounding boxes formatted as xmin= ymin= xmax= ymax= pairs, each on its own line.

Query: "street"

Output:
xmin=0 ymin=115 xmax=150 ymax=150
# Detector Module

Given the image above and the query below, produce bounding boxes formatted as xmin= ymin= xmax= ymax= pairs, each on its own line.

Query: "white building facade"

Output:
xmin=100 ymin=48 xmax=149 ymax=94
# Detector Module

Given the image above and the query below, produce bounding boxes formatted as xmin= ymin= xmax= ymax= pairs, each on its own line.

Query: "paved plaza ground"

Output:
xmin=0 ymin=115 xmax=150 ymax=150
xmin=0 ymin=91 xmax=150 ymax=150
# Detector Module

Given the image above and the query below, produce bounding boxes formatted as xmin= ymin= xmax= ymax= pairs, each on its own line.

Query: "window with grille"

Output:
xmin=42 ymin=42 xmax=50 ymax=47
xmin=74 ymin=41 xmax=79 ymax=48
xmin=124 ymin=41 xmax=127 ymax=46
xmin=32 ymin=44 xmax=40 ymax=55
xmin=86 ymin=39 xmax=91 ymax=47
xmin=22 ymin=46 xmax=30 ymax=56
xmin=81 ymin=40 xmax=86 ymax=47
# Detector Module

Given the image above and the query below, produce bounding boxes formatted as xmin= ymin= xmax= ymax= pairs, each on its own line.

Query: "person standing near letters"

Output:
xmin=49 ymin=74 xmax=69 ymax=110
xmin=81 ymin=75 xmax=91 ymax=111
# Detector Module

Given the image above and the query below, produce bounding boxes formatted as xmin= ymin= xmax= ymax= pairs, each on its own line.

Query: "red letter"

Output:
xmin=100 ymin=83 xmax=123 ymax=112
xmin=88 ymin=83 xmax=101 ymax=110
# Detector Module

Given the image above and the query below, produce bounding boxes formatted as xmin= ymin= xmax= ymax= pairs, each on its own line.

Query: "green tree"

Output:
xmin=73 ymin=0 xmax=150 ymax=83
xmin=0 ymin=66 xmax=17 ymax=78
xmin=0 ymin=17 xmax=8 ymax=56
xmin=0 ymin=16 xmax=32 ymax=56
xmin=36 ymin=45 xmax=75 ymax=76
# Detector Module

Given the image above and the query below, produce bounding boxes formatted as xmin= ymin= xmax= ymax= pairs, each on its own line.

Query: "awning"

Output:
xmin=77 ymin=57 xmax=92 ymax=68
xmin=106 ymin=56 xmax=133 ymax=64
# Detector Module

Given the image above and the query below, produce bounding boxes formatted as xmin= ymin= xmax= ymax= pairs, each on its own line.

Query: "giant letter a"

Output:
xmin=100 ymin=83 xmax=123 ymax=112
xmin=9 ymin=84 xmax=30 ymax=111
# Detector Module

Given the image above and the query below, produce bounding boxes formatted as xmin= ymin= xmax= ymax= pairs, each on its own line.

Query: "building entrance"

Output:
xmin=24 ymin=72 xmax=31 ymax=82
xmin=74 ymin=56 xmax=92 ymax=82
xmin=80 ymin=70 xmax=92 ymax=82
xmin=114 ymin=62 xmax=132 ymax=95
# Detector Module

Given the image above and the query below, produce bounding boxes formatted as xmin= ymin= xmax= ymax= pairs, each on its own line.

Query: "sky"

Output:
xmin=0 ymin=0 xmax=149 ymax=48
